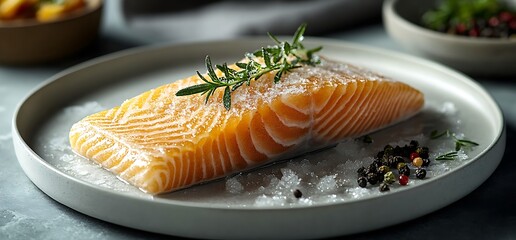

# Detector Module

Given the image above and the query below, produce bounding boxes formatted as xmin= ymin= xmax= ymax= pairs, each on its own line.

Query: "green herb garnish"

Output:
xmin=175 ymin=24 xmax=322 ymax=110
xmin=422 ymin=0 xmax=515 ymax=38
xmin=454 ymin=139 xmax=479 ymax=151
xmin=435 ymin=151 xmax=459 ymax=160
xmin=431 ymin=129 xmax=479 ymax=151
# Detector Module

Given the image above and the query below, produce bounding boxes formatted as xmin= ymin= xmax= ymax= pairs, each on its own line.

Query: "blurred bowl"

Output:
xmin=383 ymin=0 xmax=516 ymax=77
xmin=0 ymin=0 xmax=102 ymax=65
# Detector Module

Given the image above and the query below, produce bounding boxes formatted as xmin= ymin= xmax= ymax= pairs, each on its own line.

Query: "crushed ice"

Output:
xmin=37 ymin=100 xmax=479 ymax=206
xmin=36 ymin=101 xmax=151 ymax=198
xmin=219 ymin=102 xmax=480 ymax=207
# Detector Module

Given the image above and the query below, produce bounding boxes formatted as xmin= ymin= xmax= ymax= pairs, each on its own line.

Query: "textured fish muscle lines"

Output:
xmin=69 ymin=59 xmax=424 ymax=194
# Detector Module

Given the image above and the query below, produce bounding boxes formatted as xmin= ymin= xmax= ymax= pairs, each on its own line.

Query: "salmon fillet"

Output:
xmin=69 ymin=58 xmax=424 ymax=194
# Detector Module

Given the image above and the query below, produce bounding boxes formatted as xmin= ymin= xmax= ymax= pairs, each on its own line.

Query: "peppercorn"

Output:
xmin=369 ymin=161 xmax=380 ymax=170
xmin=365 ymin=165 xmax=377 ymax=175
xmin=393 ymin=146 xmax=403 ymax=156
xmin=412 ymin=157 xmax=423 ymax=168
xmin=410 ymin=152 xmax=419 ymax=161
xmin=379 ymin=183 xmax=390 ymax=192
xmin=375 ymin=158 xmax=386 ymax=167
xmin=416 ymin=168 xmax=427 ymax=179
xmin=422 ymin=158 xmax=431 ymax=167
xmin=388 ymin=156 xmax=403 ymax=168
xmin=367 ymin=172 xmax=379 ymax=185
xmin=382 ymin=155 xmax=392 ymax=166
xmin=357 ymin=166 xmax=366 ymax=177
xmin=399 ymin=165 xmax=411 ymax=176
xmin=383 ymin=171 xmax=396 ymax=184
xmin=409 ymin=140 xmax=419 ymax=149
xmin=377 ymin=150 xmax=385 ymax=159
xmin=384 ymin=144 xmax=393 ymax=151
xmin=356 ymin=139 xmax=435 ymax=192
xmin=384 ymin=145 xmax=394 ymax=157
xmin=416 ymin=147 xmax=430 ymax=159
xmin=397 ymin=162 xmax=406 ymax=170
xmin=358 ymin=176 xmax=368 ymax=188
xmin=401 ymin=145 xmax=412 ymax=158
xmin=378 ymin=165 xmax=390 ymax=174
xmin=293 ymin=189 xmax=303 ymax=198
xmin=399 ymin=175 xmax=409 ymax=186
xmin=376 ymin=172 xmax=385 ymax=183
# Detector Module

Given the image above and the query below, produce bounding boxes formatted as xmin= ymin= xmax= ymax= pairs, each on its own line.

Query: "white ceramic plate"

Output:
xmin=13 ymin=38 xmax=505 ymax=239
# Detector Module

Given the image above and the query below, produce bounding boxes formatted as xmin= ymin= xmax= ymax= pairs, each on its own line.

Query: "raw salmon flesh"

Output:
xmin=69 ymin=58 xmax=424 ymax=194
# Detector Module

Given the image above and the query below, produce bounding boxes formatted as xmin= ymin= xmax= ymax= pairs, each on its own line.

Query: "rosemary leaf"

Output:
xmin=223 ymin=87 xmax=231 ymax=110
xmin=457 ymin=139 xmax=479 ymax=146
xmin=455 ymin=141 xmax=462 ymax=151
xmin=455 ymin=138 xmax=479 ymax=151
xmin=436 ymin=151 xmax=458 ymax=160
xmin=175 ymin=83 xmax=213 ymax=96
xmin=292 ymin=23 xmax=306 ymax=46
xmin=205 ymin=56 xmax=219 ymax=83
xmin=236 ymin=62 xmax=247 ymax=69
xmin=267 ymin=32 xmax=282 ymax=45
xmin=175 ymin=24 xmax=322 ymax=110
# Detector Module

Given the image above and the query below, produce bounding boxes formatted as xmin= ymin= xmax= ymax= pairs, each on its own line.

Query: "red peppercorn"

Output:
xmin=410 ymin=152 xmax=419 ymax=161
xmin=455 ymin=23 xmax=467 ymax=34
xmin=489 ymin=17 xmax=500 ymax=27
xmin=499 ymin=11 xmax=513 ymax=23
xmin=469 ymin=28 xmax=479 ymax=37
xmin=510 ymin=20 xmax=516 ymax=30
xmin=399 ymin=175 xmax=409 ymax=186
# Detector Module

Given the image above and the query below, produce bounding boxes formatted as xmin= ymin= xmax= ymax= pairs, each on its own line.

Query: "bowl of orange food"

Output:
xmin=383 ymin=0 xmax=516 ymax=77
xmin=0 ymin=0 xmax=102 ymax=65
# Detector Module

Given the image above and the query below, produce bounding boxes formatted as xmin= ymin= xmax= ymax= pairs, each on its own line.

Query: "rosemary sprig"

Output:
xmin=454 ymin=139 xmax=479 ymax=151
xmin=430 ymin=129 xmax=479 ymax=151
xmin=175 ymin=23 xmax=322 ymax=110
xmin=435 ymin=151 xmax=459 ymax=160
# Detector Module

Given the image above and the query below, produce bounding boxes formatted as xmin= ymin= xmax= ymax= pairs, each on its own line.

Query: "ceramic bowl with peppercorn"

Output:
xmin=383 ymin=0 xmax=516 ymax=77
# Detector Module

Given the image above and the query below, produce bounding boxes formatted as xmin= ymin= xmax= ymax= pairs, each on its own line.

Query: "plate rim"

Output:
xmin=11 ymin=37 xmax=506 ymax=238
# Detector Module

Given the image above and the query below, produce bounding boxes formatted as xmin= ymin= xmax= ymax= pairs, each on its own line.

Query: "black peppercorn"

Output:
xmin=376 ymin=172 xmax=385 ymax=183
xmin=389 ymin=156 xmax=404 ymax=168
xmin=357 ymin=166 xmax=366 ymax=177
xmin=393 ymin=146 xmax=403 ymax=156
xmin=293 ymin=189 xmax=303 ymax=198
xmin=409 ymin=140 xmax=419 ymax=149
xmin=417 ymin=146 xmax=430 ymax=159
xmin=401 ymin=145 xmax=411 ymax=158
xmin=358 ymin=176 xmax=368 ymax=188
xmin=367 ymin=172 xmax=378 ymax=185
xmin=365 ymin=165 xmax=378 ymax=175
xmin=399 ymin=165 xmax=411 ymax=176
xmin=379 ymin=183 xmax=390 ymax=192
xmin=377 ymin=150 xmax=385 ymax=159
xmin=373 ymin=158 xmax=384 ymax=167
xmin=422 ymin=158 xmax=431 ymax=167
xmin=369 ymin=161 xmax=380 ymax=170
xmin=416 ymin=168 xmax=427 ymax=179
